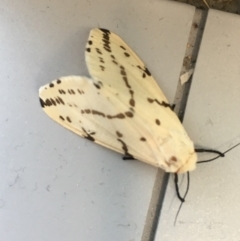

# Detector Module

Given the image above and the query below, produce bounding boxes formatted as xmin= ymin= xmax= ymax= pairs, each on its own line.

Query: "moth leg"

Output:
xmin=122 ymin=155 xmax=135 ymax=160
xmin=174 ymin=174 xmax=185 ymax=202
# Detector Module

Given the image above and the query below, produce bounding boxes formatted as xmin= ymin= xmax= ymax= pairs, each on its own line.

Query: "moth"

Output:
xmin=39 ymin=28 xmax=197 ymax=173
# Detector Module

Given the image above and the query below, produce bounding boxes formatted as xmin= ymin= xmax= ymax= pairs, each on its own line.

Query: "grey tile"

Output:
xmin=156 ymin=9 xmax=240 ymax=241
xmin=0 ymin=1 xmax=195 ymax=240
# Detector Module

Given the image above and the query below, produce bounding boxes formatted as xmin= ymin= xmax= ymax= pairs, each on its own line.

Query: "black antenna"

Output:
xmin=173 ymin=142 xmax=240 ymax=225
xmin=174 ymin=172 xmax=190 ymax=226
xmin=197 ymin=142 xmax=240 ymax=164
xmin=195 ymin=148 xmax=224 ymax=157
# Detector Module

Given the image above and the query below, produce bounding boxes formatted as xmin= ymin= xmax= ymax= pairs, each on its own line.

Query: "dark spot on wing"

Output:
xmin=117 ymin=139 xmax=133 ymax=158
xmin=82 ymin=128 xmax=95 ymax=142
xmin=57 ymin=97 xmax=65 ymax=105
xmin=155 ymin=119 xmax=160 ymax=125
xmin=120 ymin=69 xmax=126 ymax=76
xmin=103 ymin=43 xmax=111 ymax=52
xmin=160 ymin=101 xmax=171 ymax=108
xmin=125 ymin=111 xmax=133 ymax=118
xmin=140 ymin=137 xmax=146 ymax=141
xmin=107 ymin=113 xmax=125 ymax=119
xmin=66 ymin=116 xmax=71 ymax=123
xmin=129 ymin=90 xmax=135 ymax=107
xmin=59 ymin=89 xmax=66 ymax=94
xmin=88 ymin=40 xmax=93 ymax=45
xmin=147 ymin=98 xmax=171 ymax=108
xmin=120 ymin=66 xmax=131 ymax=89
xmin=120 ymin=46 xmax=126 ymax=50
xmin=100 ymin=65 xmax=105 ymax=71
xmin=39 ymin=98 xmax=45 ymax=108
xmin=147 ymin=98 xmax=154 ymax=103
xmin=97 ymin=81 xmax=103 ymax=87
xmin=120 ymin=66 xmax=127 ymax=76
xmin=171 ymin=104 xmax=175 ymax=111
xmin=170 ymin=156 xmax=177 ymax=162
xmin=81 ymin=105 xmax=133 ymax=120
xmin=68 ymin=89 xmax=75 ymax=94
xmin=100 ymin=29 xmax=111 ymax=53
xmin=99 ymin=28 xmax=111 ymax=34
xmin=50 ymin=98 xmax=56 ymax=106
xmin=137 ymin=65 xmax=151 ymax=77
xmin=99 ymin=57 xmax=105 ymax=63
xmin=86 ymin=48 xmax=91 ymax=52
xmin=45 ymin=99 xmax=51 ymax=106
xmin=49 ymin=83 xmax=54 ymax=88
xmin=59 ymin=116 xmax=65 ymax=121
xmin=57 ymin=79 xmax=61 ymax=84
xmin=124 ymin=52 xmax=130 ymax=57
xmin=55 ymin=98 xmax=60 ymax=104
xmin=116 ymin=131 xmax=123 ymax=138
xmin=92 ymin=110 xmax=105 ymax=117
xmin=77 ymin=89 xmax=84 ymax=94
xmin=144 ymin=67 xmax=151 ymax=76
xmin=94 ymin=83 xmax=101 ymax=89
xmin=96 ymin=48 xmax=102 ymax=55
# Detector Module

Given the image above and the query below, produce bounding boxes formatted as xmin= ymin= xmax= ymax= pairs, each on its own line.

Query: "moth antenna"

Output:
xmin=222 ymin=142 xmax=240 ymax=155
xmin=197 ymin=142 xmax=240 ymax=164
xmin=195 ymin=148 xmax=224 ymax=157
xmin=174 ymin=172 xmax=190 ymax=226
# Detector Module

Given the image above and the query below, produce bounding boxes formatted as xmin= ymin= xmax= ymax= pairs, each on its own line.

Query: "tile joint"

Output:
xmin=141 ymin=8 xmax=208 ymax=241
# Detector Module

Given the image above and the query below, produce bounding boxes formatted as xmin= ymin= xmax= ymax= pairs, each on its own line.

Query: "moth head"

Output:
xmin=162 ymin=151 xmax=197 ymax=173
xmin=176 ymin=152 xmax=197 ymax=173
xmin=159 ymin=136 xmax=197 ymax=173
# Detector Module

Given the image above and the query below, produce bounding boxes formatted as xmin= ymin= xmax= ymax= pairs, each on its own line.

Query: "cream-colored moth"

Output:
xmin=39 ymin=28 xmax=197 ymax=173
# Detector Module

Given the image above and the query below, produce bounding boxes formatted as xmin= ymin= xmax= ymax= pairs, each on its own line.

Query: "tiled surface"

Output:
xmin=156 ymin=9 xmax=240 ymax=241
xmin=0 ymin=1 xmax=195 ymax=240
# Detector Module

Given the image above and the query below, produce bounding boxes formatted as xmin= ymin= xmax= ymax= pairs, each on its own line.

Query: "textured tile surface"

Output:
xmin=0 ymin=1 xmax=195 ymax=240
xmin=156 ymin=9 xmax=240 ymax=241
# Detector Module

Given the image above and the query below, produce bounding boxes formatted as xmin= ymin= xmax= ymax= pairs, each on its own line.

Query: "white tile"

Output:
xmin=0 ymin=1 xmax=195 ymax=240
xmin=156 ymin=9 xmax=240 ymax=241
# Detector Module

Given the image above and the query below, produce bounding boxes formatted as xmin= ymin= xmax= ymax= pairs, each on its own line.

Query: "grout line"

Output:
xmin=141 ymin=8 xmax=208 ymax=241
xmin=141 ymin=170 xmax=169 ymax=241
xmin=174 ymin=9 xmax=208 ymax=122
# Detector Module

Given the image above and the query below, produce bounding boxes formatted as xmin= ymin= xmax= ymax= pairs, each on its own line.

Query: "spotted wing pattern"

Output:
xmin=39 ymin=28 xmax=197 ymax=173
